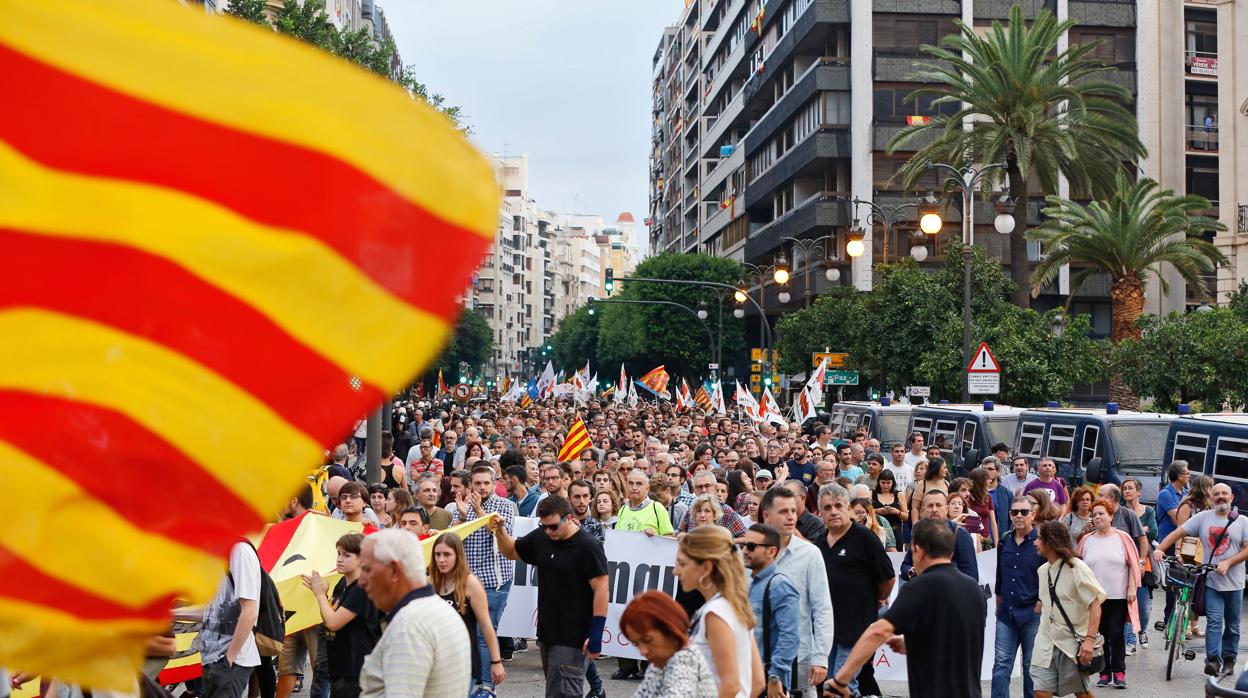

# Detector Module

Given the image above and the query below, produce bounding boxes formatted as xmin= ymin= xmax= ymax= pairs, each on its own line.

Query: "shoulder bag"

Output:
xmin=1047 ymin=561 xmax=1104 ymax=676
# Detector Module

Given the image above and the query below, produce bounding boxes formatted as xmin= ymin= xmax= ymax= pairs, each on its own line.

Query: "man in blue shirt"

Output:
xmin=993 ymin=496 xmax=1044 ymax=698
xmin=1157 ymin=460 xmax=1190 ymax=629
xmin=742 ymin=523 xmax=799 ymax=696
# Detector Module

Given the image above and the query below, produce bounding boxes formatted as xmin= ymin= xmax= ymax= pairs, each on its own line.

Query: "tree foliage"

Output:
xmin=225 ymin=0 xmax=465 ymax=128
xmin=562 ymin=253 xmax=746 ymax=381
xmin=890 ymin=5 xmax=1145 ymax=307
xmin=1112 ymin=308 xmax=1248 ymax=412
xmin=433 ymin=308 xmax=494 ymax=378
xmin=775 ymin=246 xmax=1106 ymax=404
xmin=551 ymin=306 xmax=598 ymax=372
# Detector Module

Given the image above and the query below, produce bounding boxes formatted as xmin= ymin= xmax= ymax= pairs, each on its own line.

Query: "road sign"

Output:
xmin=967 ymin=342 xmax=1001 ymax=373
xmin=752 ymin=348 xmax=764 ymax=361
xmin=708 ymin=363 xmax=719 ymax=370
xmin=751 ymin=363 xmax=762 ymax=373
xmin=908 ymin=386 xmax=931 ymax=397
xmin=812 ymin=352 xmax=848 ymax=368
xmin=825 ymin=370 xmax=859 ymax=386
xmin=750 ymin=375 xmax=761 ymax=390
xmin=967 ymin=373 xmax=1000 ymax=395
xmin=452 ymin=383 xmax=472 ymax=402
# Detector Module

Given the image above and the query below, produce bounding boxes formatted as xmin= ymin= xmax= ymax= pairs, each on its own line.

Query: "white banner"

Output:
xmin=498 ymin=519 xmax=1004 ymax=678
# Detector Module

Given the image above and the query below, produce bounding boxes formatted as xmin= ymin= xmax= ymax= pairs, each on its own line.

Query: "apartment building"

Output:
xmin=649 ymin=0 xmax=1248 ymax=340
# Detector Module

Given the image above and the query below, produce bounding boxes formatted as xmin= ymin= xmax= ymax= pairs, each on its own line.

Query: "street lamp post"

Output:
xmin=741 ymin=262 xmax=786 ymax=387
xmin=850 ymin=197 xmax=921 ymax=266
xmin=920 ymin=161 xmax=1014 ymax=402
xmin=779 ymin=235 xmax=838 ymax=307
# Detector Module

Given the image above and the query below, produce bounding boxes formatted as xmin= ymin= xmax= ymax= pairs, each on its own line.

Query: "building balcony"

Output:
xmin=740 ymin=0 xmax=850 ymax=107
xmin=744 ymin=193 xmax=850 ymax=260
xmin=703 ymin=90 xmax=746 ymax=159
xmin=744 ymin=58 xmax=849 ymax=156
xmin=703 ymin=142 xmax=745 ymax=199
xmin=974 ymin=0 xmax=1054 ymax=21
xmin=702 ymin=0 xmax=746 ymax=62
xmin=873 ymin=49 xmax=952 ymax=82
xmin=872 ymin=121 xmax=939 ymax=152
xmin=872 ymin=0 xmax=959 ymax=14
xmin=744 ymin=129 xmax=851 ymax=208
xmin=1067 ymin=0 xmax=1136 ymax=28
xmin=1187 ymin=124 xmax=1220 ymax=153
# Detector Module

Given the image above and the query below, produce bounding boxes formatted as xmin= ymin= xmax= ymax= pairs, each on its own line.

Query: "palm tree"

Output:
xmin=1029 ymin=172 xmax=1227 ymax=407
xmin=889 ymin=5 xmax=1146 ymax=308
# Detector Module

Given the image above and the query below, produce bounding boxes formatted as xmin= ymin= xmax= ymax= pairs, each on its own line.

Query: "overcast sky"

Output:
xmin=383 ymin=1 xmax=677 ymax=224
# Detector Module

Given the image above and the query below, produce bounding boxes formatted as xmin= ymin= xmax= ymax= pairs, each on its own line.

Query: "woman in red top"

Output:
xmin=966 ymin=467 xmax=999 ymax=548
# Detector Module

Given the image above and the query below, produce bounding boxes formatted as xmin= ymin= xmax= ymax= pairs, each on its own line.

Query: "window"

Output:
xmin=873 ymin=16 xmax=954 ymax=53
xmin=1173 ymin=432 xmax=1210 ymax=473
xmin=842 ymin=413 xmax=861 ymax=434
xmin=861 ymin=414 xmax=874 ymax=433
xmin=1047 ymin=425 xmax=1076 ymax=463
xmin=1018 ymin=422 xmax=1045 ymax=458
xmin=911 ymin=417 xmax=933 ymax=442
xmin=1069 ymin=29 xmax=1135 ymax=65
xmin=1213 ymin=437 xmax=1248 ymax=482
xmin=934 ymin=420 xmax=958 ymax=456
xmin=1081 ymin=426 xmax=1101 ymax=466
xmin=961 ymin=421 xmax=977 ymax=456
xmin=873 ymin=87 xmax=959 ymax=125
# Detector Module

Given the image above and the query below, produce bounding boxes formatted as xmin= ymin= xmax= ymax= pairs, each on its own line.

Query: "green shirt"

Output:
xmin=615 ymin=498 xmax=674 ymax=536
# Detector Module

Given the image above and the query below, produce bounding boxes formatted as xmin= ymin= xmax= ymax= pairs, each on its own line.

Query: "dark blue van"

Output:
xmin=830 ymin=400 xmax=914 ymax=447
xmin=907 ymin=402 xmax=1024 ymax=475
xmin=1020 ymin=406 xmax=1175 ymax=503
xmin=1164 ymin=413 xmax=1248 ymax=510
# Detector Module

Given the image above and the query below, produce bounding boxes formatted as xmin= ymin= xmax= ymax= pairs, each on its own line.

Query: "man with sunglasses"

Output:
xmin=992 ymin=497 xmax=1044 ymax=698
xmin=743 ymin=523 xmax=800 ymax=698
xmin=492 ymin=496 xmax=609 ymax=698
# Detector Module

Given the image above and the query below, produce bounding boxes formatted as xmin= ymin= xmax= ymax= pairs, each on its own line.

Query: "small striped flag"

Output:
xmin=0 ymin=0 xmax=496 ymax=687
xmin=557 ymin=416 xmax=593 ymax=463
xmin=639 ymin=364 xmax=670 ymax=397
xmin=694 ymin=384 xmax=713 ymax=413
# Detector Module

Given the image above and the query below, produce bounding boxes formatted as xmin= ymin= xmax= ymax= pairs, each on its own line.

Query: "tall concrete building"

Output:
xmin=649 ymin=0 xmax=1248 ymax=345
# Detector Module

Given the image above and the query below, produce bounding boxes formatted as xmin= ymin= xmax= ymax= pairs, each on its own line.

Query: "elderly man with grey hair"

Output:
xmin=814 ymin=482 xmax=895 ymax=698
xmin=358 ymin=529 xmax=471 ymax=697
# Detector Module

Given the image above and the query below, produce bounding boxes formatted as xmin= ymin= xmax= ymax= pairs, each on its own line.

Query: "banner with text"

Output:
xmin=498 ymin=518 xmax=1002 ymax=679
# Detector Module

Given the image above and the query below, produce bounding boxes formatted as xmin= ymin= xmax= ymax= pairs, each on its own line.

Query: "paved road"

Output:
xmin=492 ymin=626 xmax=1245 ymax=697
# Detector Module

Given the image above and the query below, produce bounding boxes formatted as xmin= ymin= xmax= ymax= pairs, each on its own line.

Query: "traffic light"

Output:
xmin=763 ymin=371 xmax=773 ymax=388
xmin=604 ymin=268 xmax=614 ymax=294
xmin=587 ymin=298 xmax=595 ymax=315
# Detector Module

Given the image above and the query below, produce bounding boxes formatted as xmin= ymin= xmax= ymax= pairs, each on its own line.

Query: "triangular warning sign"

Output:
xmin=967 ymin=342 xmax=1000 ymax=372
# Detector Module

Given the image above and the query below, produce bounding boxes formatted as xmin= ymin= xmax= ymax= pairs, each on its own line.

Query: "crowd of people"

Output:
xmin=72 ymin=395 xmax=1248 ymax=698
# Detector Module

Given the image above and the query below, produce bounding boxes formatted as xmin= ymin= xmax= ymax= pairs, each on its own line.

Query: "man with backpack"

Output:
xmin=742 ymin=523 xmax=799 ymax=698
xmin=189 ymin=540 xmax=265 ymax=697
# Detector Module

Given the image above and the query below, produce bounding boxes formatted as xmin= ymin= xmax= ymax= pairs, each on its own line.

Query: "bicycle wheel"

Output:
xmin=1167 ymin=598 xmax=1188 ymax=681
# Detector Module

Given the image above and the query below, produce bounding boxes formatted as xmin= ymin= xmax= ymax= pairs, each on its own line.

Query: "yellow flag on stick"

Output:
xmin=0 ymin=0 xmax=496 ymax=688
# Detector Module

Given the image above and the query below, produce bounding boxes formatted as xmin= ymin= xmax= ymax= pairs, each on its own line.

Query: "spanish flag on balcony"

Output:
xmin=0 ymin=0 xmax=496 ymax=688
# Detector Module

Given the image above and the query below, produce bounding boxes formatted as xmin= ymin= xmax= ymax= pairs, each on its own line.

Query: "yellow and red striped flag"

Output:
xmin=0 ymin=0 xmax=496 ymax=688
xmin=639 ymin=364 xmax=671 ymax=397
xmin=694 ymin=384 xmax=713 ymax=413
xmin=557 ymin=417 xmax=593 ymax=463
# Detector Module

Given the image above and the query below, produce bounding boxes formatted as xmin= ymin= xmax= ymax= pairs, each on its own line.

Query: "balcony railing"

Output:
xmin=1187 ymin=124 xmax=1219 ymax=152
xmin=1186 ymin=50 xmax=1218 ymax=77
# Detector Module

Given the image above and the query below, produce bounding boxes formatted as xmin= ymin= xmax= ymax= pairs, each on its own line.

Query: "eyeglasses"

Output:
xmin=539 ymin=515 xmax=568 ymax=531
xmin=1009 ymin=509 xmax=1033 ymax=517
xmin=737 ymin=541 xmax=776 ymax=552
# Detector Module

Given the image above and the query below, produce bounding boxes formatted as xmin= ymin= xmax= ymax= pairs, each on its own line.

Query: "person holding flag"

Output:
xmin=558 ymin=416 xmax=594 ymax=464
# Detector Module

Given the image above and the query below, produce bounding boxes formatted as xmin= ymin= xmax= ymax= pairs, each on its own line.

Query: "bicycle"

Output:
xmin=1160 ymin=555 xmax=1218 ymax=680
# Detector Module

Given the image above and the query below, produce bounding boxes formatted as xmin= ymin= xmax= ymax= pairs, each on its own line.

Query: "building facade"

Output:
xmin=649 ymin=0 xmax=1248 ymax=338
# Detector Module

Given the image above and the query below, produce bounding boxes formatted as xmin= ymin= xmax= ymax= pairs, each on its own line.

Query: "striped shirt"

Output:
xmin=360 ymin=587 xmax=470 ymax=697
xmin=450 ymin=495 xmax=517 ymax=589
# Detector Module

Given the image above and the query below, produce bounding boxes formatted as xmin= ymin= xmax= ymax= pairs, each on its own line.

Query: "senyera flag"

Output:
xmin=558 ymin=417 xmax=593 ymax=462
xmin=0 ymin=0 xmax=496 ymax=688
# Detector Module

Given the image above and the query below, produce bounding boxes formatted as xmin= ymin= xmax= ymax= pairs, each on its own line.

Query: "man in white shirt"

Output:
xmin=1001 ymin=455 xmax=1038 ymax=496
xmin=902 ymin=432 xmax=926 ymax=468
xmin=358 ymin=529 xmax=470 ymax=697
xmin=884 ymin=443 xmax=916 ymax=492
xmin=190 ymin=541 xmax=261 ymax=697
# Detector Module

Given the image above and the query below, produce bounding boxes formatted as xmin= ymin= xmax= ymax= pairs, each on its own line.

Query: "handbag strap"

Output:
xmin=1047 ymin=561 xmax=1086 ymax=643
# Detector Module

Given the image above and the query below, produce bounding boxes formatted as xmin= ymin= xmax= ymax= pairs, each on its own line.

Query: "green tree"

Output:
xmin=551 ymin=306 xmax=598 ymax=372
xmin=1028 ymin=172 xmax=1226 ymax=407
xmin=774 ymin=287 xmax=863 ymax=376
xmin=224 ymin=0 xmax=269 ymax=24
xmin=1112 ymin=309 xmax=1248 ymax=412
xmin=595 ymin=253 xmax=744 ymax=381
xmin=432 ymin=308 xmax=493 ymax=379
xmin=890 ymin=5 xmax=1145 ymax=308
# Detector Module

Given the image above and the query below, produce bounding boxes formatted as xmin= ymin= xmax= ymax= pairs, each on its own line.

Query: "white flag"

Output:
xmin=760 ymin=387 xmax=786 ymax=427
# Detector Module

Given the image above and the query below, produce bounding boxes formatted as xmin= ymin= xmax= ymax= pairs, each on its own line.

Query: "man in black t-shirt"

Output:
xmin=813 ymin=483 xmax=895 ymax=698
xmin=492 ymin=495 xmax=609 ymax=698
xmin=826 ymin=517 xmax=986 ymax=698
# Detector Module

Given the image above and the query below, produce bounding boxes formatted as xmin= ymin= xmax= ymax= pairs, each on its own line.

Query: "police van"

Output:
xmin=829 ymin=399 xmax=914 ymax=447
xmin=1163 ymin=412 xmax=1248 ymax=510
xmin=1022 ymin=404 xmax=1174 ymax=502
xmin=907 ymin=402 xmax=1024 ymax=475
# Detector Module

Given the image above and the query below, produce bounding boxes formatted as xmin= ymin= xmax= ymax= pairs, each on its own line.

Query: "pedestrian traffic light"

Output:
xmin=604 ymin=268 xmax=614 ymax=294
xmin=587 ymin=298 xmax=595 ymax=315
xmin=763 ymin=372 xmax=773 ymax=388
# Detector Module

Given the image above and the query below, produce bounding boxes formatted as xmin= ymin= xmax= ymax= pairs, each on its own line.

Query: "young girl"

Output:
xmin=301 ymin=533 xmax=381 ymax=697
xmin=430 ymin=533 xmax=506 ymax=692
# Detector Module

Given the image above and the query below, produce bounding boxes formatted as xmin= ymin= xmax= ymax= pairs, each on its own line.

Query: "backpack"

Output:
xmin=229 ymin=540 xmax=286 ymax=656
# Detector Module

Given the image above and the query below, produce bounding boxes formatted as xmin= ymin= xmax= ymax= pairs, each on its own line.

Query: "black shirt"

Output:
xmin=327 ymin=578 xmax=382 ymax=680
xmin=797 ymin=511 xmax=827 ymax=542
xmin=882 ymin=563 xmax=986 ymax=698
xmin=515 ymin=527 xmax=609 ymax=647
xmin=813 ymin=523 xmax=895 ymax=644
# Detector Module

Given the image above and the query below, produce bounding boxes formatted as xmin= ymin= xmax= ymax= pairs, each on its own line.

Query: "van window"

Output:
xmin=1171 ymin=432 xmax=1209 ymax=473
xmin=878 ymin=413 xmax=911 ymax=445
xmin=842 ymin=413 xmax=861 ymax=435
xmin=1213 ymin=437 xmax=1248 ymax=482
xmin=1047 ymin=424 xmax=1076 ymax=464
xmin=934 ymin=420 xmax=958 ymax=457
xmin=1018 ymin=422 xmax=1044 ymax=457
xmin=1081 ymin=425 xmax=1101 ymax=465
xmin=861 ymin=413 xmax=873 ymax=433
xmin=961 ymin=421 xmax=977 ymax=456
xmin=1109 ymin=423 xmax=1170 ymax=465
xmin=985 ymin=418 xmax=1018 ymax=451
xmin=829 ymin=409 xmax=845 ymax=434
xmin=911 ymin=417 xmax=933 ymax=443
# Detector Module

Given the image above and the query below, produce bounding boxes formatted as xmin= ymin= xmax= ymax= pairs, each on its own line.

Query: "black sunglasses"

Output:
xmin=540 ymin=515 xmax=568 ymax=532
xmin=1009 ymin=509 xmax=1033 ymax=516
xmin=738 ymin=541 xmax=777 ymax=552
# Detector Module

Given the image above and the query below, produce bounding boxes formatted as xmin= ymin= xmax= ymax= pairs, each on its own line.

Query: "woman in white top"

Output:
xmin=1077 ymin=498 xmax=1141 ymax=690
xmin=675 ymin=525 xmax=764 ymax=698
